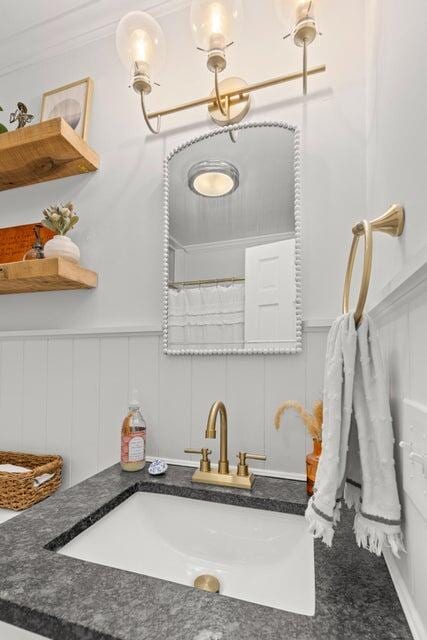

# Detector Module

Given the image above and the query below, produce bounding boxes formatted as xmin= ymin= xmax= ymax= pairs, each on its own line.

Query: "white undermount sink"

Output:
xmin=58 ymin=492 xmax=315 ymax=616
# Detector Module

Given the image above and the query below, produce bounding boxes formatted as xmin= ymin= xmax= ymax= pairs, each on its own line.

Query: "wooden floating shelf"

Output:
xmin=0 ymin=118 xmax=99 ymax=192
xmin=0 ymin=258 xmax=98 ymax=294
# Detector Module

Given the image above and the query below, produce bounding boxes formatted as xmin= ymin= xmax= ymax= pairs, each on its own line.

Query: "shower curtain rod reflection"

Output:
xmin=168 ymin=277 xmax=245 ymax=289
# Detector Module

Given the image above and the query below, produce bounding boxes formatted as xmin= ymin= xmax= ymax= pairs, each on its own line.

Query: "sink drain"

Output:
xmin=193 ymin=574 xmax=220 ymax=593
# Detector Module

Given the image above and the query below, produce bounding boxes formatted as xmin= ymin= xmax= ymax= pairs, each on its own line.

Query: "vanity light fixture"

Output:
xmin=188 ymin=161 xmax=239 ymax=197
xmin=115 ymin=11 xmax=166 ymax=133
xmin=190 ymin=0 xmax=249 ymax=131
xmin=276 ymin=0 xmax=321 ymax=95
xmin=116 ymin=2 xmax=325 ymax=135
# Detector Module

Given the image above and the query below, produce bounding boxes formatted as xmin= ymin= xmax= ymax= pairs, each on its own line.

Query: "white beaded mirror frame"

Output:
xmin=163 ymin=121 xmax=303 ymax=356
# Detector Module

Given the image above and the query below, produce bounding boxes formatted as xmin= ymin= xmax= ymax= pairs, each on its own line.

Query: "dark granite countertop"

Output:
xmin=0 ymin=464 xmax=412 ymax=640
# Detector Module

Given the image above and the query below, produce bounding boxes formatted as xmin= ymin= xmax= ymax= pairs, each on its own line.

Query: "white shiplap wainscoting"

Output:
xmin=371 ymin=249 xmax=427 ymax=640
xmin=0 ymin=324 xmax=329 ymax=490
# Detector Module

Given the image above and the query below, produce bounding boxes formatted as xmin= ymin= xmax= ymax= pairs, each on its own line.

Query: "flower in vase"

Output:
xmin=41 ymin=202 xmax=79 ymax=236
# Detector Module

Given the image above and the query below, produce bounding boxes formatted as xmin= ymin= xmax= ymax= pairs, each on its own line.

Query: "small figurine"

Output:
xmin=23 ymin=225 xmax=45 ymax=261
xmin=9 ymin=102 xmax=34 ymax=129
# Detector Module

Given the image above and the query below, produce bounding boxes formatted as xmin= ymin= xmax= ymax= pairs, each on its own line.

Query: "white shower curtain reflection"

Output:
xmin=168 ymin=283 xmax=244 ymax=350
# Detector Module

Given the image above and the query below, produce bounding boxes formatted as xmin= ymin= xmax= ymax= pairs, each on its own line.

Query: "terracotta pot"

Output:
xmin=306 ymin=439 xmax=322 ymax=496
xmin=43 ymin=235 xmax=80 ymax=264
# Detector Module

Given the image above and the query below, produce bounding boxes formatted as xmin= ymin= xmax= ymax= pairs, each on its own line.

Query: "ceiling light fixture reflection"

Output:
xmin=188 ymin=161 xmax=239 ymax=197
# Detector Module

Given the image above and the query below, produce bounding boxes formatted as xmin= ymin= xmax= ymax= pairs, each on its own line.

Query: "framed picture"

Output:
xmin=40 ymin=77 xmax=93 ymax=140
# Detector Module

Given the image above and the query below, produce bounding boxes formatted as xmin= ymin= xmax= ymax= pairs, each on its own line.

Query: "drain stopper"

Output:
xmin=193 ymin=575 xmax=220 ymax=593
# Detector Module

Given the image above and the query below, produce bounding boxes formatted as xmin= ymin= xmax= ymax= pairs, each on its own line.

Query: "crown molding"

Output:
xmin=0 ymin=0 xmax=190 ymax=78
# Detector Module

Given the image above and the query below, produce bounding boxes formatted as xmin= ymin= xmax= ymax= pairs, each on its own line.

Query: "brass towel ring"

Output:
xmin=342 ymin=204 xmax=405 ymax=328
xmin=342 ymin=220 xmax=373 ymax=327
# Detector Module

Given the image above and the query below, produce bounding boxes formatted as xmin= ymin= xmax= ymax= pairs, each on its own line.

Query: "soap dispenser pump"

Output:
xmin=120 ymin=390 xmax=146 ymax=472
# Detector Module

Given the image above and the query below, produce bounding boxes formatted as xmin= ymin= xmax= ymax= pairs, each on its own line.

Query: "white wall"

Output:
xmin=0 ymin=1 xmax=366 ymax=478
xmin=0 ymin=0 xmax=366 ymax=331
xmin=0 ymin=0 xmax=366 ymax=482
xmin=366 ymin=0 xmax=427 ymax=305
xmin=367 ymin=1 xmax=427 ymax=637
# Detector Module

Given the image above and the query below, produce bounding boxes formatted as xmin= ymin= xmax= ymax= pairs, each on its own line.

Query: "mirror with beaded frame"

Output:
xmin=163 ymin=122 xmax=302 ymax=355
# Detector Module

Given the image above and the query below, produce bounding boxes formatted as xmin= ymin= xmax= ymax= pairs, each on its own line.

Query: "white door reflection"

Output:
xmin=244 ymin=239 xmax=296 ymax=349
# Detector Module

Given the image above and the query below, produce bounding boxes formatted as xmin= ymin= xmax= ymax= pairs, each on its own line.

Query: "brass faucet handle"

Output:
xmin=184 ymin=448 xmax=212 ymax=473
xmin=245 ymin=453 xmax=267 ymax=461
xmin=236 ymin=452 xmax=267 ymax=477
xmin=184 ymin=447 xmax=212 ymax=456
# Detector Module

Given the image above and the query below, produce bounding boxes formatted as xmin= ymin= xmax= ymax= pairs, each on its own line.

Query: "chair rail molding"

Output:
xmin=370 ymin=243 xmax=427 ymax=322
xmin=0 ymin=319 xmax=330 ymax=341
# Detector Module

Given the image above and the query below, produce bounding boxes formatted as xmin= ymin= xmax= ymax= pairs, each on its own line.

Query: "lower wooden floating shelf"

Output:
xmin=0 ymin=258 xmax=98 ymax=294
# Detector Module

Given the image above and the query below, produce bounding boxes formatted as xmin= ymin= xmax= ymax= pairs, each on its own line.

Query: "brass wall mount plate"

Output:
xmin=208 ymin=77 xmax=251 ymax=126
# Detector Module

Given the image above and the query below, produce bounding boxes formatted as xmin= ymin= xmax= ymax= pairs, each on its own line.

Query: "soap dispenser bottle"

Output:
xmin=121 ymin=390 xmax=146 ymax=472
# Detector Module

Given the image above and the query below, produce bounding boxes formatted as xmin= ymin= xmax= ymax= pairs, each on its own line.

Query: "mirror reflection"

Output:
xmin=165 ymin=123 xmax=301 ymax=354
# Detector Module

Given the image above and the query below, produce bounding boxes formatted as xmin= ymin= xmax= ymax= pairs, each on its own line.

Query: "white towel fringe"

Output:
xmin=305 ymin=498 xmax=334 ymax=547
xmin=344 ymin=482 xmax=361 ymax=511
xmin=333 ymin=500 xmax=342 ymax=523
xmin=354 ymin=512 xmax=405 ymax=558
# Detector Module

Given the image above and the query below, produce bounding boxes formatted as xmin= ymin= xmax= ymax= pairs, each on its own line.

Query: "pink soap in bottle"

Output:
xmin=121 ymin=390 xmax=146 ymax=472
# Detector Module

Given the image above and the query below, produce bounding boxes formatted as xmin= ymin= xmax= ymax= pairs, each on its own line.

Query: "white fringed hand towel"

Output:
xmin=305 ymin=313 xmax=404 ymax=557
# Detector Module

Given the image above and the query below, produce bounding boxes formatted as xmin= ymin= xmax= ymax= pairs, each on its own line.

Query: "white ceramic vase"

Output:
xmin=43 ymin=235 xmax=80 ymax=264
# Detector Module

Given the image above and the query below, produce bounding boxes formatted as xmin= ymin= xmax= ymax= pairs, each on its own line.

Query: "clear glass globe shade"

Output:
xmin=190 ymin=0 xmax=242 ymax=51
xmin=116 ymin=11 xmax=166 ymax=76
xmin=274 ymin=0 xmax=315 ymax=29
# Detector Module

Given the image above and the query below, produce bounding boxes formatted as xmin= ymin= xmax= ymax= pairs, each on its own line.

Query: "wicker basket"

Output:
xmin=0 ymin=451 xmax=63 ymax=510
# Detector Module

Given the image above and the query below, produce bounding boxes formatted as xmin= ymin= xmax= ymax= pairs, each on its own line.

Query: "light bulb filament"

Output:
xmin=208 ymin=2 xmax=227 ymax=50
xmin=131 ymin=29 xmax=150 ymax=64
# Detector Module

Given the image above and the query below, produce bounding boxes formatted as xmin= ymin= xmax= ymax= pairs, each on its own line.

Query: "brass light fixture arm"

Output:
xmin=147 ymin=65 xmax=325 ymax=120
xmin=214 ymin=67 xmax=228 ymax=117
xmin=342 ymin=204 xmax=405 ymax=327
xmin=228 ymin=126 xmax=238 ymax=143
xmin=140 ymin=90 xmax=161 ymax=134
xmin=224 ymin=94 xmax=238 ymax=143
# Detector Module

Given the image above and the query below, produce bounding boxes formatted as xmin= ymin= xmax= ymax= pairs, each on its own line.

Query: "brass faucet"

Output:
xmin=205 ymin=400 xmax=229 ymax=474
xmin=185 ymin=400 xmax=266 ymax=490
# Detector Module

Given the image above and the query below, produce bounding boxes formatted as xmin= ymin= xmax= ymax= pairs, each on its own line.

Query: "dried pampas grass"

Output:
xmin=274 ymin=400 xmax=323 ymax=441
